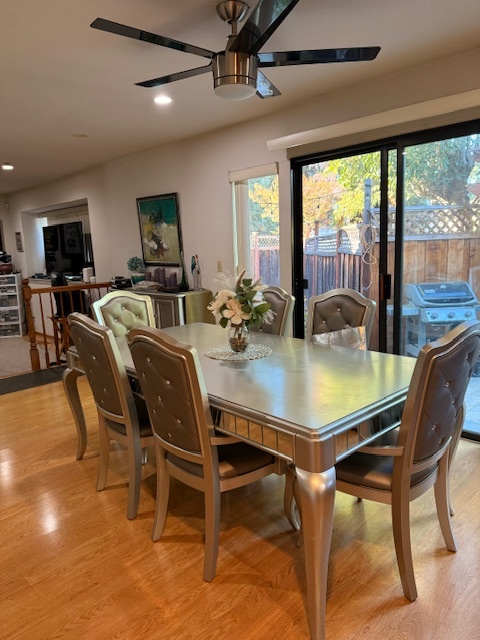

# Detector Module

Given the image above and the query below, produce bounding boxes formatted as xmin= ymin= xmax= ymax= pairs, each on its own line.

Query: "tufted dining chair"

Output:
xmin=92 ymin=290 xmax=155 ymax=336
xmin=128 ymin=326 xmax=286 ymax=582
xmin=250 ymin=286 xmax=295 ymax=336
xmin=305 ymin=288 xmax=376 ymax=348
xmin=68 ymin=312 xmax=154 ymax=519
xmin=334 ymin=320 xmax=480 ymax=601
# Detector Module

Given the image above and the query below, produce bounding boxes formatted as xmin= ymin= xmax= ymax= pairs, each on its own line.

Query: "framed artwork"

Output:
xmin=15 ymin=232 xmax=24 ymax=252
xmin=137 ymin=193 xmax=183 ymax=266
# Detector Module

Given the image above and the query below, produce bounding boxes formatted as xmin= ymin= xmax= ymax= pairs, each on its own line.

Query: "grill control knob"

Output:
xmin=448 ymin=312 xmax=455 ymax=318
xmin=465 ymin=310 xmax=473 ymax=318
xmin=430 ymin=312 xmax=438 ymax=319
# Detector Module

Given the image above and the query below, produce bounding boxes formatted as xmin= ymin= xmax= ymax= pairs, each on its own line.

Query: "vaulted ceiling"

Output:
xmin=1 ymin=0 xmax=479 ymax=194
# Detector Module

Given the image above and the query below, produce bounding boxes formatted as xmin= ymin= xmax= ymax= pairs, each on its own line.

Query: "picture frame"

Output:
xmin=15 ymin=231 xmax=24 ymax=252
xmin=136 ymin=193 xmax=183 ymax=266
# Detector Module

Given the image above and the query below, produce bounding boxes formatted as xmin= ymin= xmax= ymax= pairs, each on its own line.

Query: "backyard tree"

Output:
xmin=323 ymin=133 xmax=480 ymax=224
xmin=403 ymin=135 xmax=479 ymax=205
xmin=248 ymin=175 xmax=279 ymax=235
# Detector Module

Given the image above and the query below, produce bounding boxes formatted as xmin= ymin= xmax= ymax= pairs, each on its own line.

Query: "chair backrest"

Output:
xmin=128 ymin=326 xmax=216 ymax=471
xmin=92 ymin=290 xmax=155 ymax=337
xmin=51 ymin=270 xmax=86 ymax=316
xmin=305 ymin=288 xmax=376 ymax=346
xmin=398 ymin=320 xmax=480 ymax=476
xmin=251 ymin=286 xmax=295 ymax=336
xmin=68 ymin=312 xmax=138 ymax=431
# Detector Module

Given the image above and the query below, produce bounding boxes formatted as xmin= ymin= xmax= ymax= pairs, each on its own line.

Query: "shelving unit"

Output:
xmin=0 ymin=272 xmax=25 ymax=337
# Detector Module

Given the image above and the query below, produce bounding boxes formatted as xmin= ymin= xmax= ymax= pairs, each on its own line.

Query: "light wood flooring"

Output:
xmin=1 ymin=378 xmax=480 ymax=640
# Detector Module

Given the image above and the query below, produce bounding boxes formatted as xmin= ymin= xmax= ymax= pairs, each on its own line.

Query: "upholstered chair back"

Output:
xmin=128 ymin=325 xmax=279 ymax=581
xmin=128 ymin=326 xmax=214 ymax=469
xmin=332 ymin=320 xmax=480 ymax=602
xmin=251 ymin=286 xmax=295 ymax=336
xmin=92 ymin=290 xmax=155 ymax=337
xmin=305 ymin=288 xmax=376 ymax=346
xmin=68 ymin=312 xmax=153 ymax=520
xmin=400 ymin=320 xmax=480 ymax=468
xmin=68 ymin=312 xmax=135 ymax=425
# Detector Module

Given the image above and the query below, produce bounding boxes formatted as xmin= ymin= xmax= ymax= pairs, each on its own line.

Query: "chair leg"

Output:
xmin=447 ymin=406 xmax=464 ymax=517
xmin=127 ymin=436 xmax=143 ymax=520
xmin=434 ymin=455 xmax=457 ymax=552
xmin=203 ymin=479 xmax=221 ymax=582
xmin=96 ymin=418 xmax=110 ymax=491
xmin=391 ymin=491 xmax=417 ymax=601
xmin=284 ymin=465 xmax=302 ymax=531
xmin=152 ymin=443 xmax=170 ymax=541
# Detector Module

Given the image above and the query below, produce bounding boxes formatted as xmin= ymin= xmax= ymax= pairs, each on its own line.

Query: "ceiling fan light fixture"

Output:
xmin=214 ymin=80 xmax=256 ymax=100
xmin=213 ymin=51 xmax=257 ymax=100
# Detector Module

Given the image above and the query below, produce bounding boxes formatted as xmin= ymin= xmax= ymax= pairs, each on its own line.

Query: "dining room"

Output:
xmin=2 ymin=337 xmax=480 ymax=640
xmin=2 ymin=1 xmax=480 ymax=637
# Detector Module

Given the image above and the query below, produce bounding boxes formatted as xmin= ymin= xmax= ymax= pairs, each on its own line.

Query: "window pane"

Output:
xmin=248 ymin=175 xmax=279 ymax=286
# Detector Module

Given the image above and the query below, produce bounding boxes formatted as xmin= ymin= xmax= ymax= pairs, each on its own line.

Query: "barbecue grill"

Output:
xmin=404 ymin=281 xmax=479 ymax=357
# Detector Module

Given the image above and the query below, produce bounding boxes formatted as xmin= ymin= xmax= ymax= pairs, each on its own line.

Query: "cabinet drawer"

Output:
xmin=0 ymin=308 xmax=19 ymax=323
xmin=0 ymin=276 xmax=17 ymax=286
xmin=0 ymin=295 xmax=19 ymax=308
xmin=0 ymin=325 xmax=21 ymax=337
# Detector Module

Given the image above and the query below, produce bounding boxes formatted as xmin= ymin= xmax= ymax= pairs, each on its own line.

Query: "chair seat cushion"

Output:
xmin=168 ymin=442 xmax=274 ymax=479
xmin=336 ymin=451 xmax=437 ymax=491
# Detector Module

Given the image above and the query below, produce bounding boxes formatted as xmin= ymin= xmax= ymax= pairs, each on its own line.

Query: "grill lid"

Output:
xmin=405 ymin=281 xmax=479 ymax=307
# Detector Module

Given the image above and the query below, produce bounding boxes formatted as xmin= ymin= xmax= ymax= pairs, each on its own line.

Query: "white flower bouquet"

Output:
xmin=208 ymin=270 xmax=273 ymax=331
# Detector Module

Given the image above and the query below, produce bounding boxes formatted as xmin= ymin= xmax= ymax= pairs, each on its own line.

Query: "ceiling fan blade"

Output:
xmin=258 ymin=46 xmax=381 ymax=66
xmin=228 ymin=0 xmax=301 ymax=56
xmin=136 ymin=64 xmax=212 ymax=88
xmin=256 ymin=71 xmax=281 ymax=98
xmin=91 ymin=18 xmax=214 ymax=60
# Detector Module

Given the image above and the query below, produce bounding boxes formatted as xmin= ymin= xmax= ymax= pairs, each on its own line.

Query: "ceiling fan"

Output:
xmin=91 ymin=0 xmax=380 ymax=101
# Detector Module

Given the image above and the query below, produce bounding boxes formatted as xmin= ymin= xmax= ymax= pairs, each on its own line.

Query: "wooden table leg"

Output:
xmin=295 ymin=466 xmax=336 ymax=640
xmin=62 ymin=366 xmax=87 ymax=460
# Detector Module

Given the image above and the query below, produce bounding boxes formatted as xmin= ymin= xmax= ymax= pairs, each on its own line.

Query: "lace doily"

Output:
xmin=204 ymin=344 xmax=272 ymax=361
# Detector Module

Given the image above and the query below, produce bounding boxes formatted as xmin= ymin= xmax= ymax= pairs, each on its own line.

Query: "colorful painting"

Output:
xmin=136 ymin=193 xmax=183 ymax=266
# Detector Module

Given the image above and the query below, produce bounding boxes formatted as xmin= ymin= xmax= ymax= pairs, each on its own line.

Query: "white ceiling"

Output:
xmin=1 ymin=0 xmax=479 ymax=194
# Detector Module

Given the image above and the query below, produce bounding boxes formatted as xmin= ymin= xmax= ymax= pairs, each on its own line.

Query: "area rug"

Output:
xmin=0 ymin=366 xmax=66 ymax=396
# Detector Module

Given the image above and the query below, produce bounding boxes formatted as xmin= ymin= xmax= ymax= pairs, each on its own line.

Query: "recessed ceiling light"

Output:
xmin=154 ymin=95 xmax=172 ymax=106
xmin=1 ymin=163 xmax=14 ymax=171
xmin=72 ymin=133 xmax=88 ymax=138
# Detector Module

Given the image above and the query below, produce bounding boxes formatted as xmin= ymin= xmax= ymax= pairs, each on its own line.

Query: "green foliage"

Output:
xmin=404 ymin=136 xmax=478 ymax=205
xmin=307 ymin=133 xmax=479 ymax=229
xmin=248 ymin=175 xmax=279 ymax=235
xmin=127 ymin=256 xmax=145 ymax=272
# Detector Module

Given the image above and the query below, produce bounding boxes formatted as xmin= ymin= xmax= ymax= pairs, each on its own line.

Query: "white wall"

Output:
xmin=3 ymin=48 xmax=480 ymax=292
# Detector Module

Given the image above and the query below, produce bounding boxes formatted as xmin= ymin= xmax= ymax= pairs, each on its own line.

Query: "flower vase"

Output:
xmin=131 ymin=272 xmax=146 ymax=285
xmin=228 ymin=323 xmax=250 ymax=353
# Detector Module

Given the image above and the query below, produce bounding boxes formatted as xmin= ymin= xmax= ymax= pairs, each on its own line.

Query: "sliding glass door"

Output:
xmin=292 ymin=120 xmax=480 ymax=439
xmin=398 ymin=130 xmax=480 ymax=439
xmin=292 ymin=144 xmax=394 ymax=351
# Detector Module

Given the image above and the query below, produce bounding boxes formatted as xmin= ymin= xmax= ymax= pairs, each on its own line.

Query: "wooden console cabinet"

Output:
xmin=136 ymin=288 xmax=215 ymax=329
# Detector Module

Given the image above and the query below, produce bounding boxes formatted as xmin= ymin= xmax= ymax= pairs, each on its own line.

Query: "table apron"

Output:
xmin=211 ymin=390 xmax=407 ymax=473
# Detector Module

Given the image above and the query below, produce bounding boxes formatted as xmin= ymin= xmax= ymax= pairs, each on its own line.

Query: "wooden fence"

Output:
xmin=251 ymin=233 xmax=280 ymax=286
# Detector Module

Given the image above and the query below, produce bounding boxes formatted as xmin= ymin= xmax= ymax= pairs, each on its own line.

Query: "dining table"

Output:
xmin=63 ymin=321 xmax=416 ymax=640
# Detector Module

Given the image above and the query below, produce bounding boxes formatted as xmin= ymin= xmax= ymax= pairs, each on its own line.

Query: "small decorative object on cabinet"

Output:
xmin=0 ymin=272 xmax=25 ymax=337
xmin=127 ymin=256 xmax=146 ymax=285
xmin=191 ymin=254 xmax=202 ymax=290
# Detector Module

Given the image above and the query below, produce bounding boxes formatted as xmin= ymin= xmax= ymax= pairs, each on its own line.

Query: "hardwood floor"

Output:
xmin=1 ymin=378 xmax=479 ymax=640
